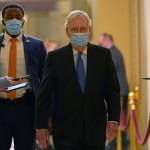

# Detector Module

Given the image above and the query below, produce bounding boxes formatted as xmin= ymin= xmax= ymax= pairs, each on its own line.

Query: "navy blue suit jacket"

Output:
xmin=0 ymin=33 xmax=46 ymax=97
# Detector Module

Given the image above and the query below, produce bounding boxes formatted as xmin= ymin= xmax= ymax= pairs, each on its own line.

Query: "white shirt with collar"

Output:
xmin=0 ymin=32 xmax=30 ymax=99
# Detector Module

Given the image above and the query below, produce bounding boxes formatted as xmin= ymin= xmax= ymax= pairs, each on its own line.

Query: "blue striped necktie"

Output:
xmin=76 ymin=52 xmax=85 ymax=93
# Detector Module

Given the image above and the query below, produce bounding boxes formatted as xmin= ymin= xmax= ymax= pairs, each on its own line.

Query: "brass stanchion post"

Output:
xmin=134 ymin=86 xmax=141 ymax=150
xmin=128 ymin=92 xmax=136 ymax=150
xmin=117 ymin=128 xmax=122 ymax=150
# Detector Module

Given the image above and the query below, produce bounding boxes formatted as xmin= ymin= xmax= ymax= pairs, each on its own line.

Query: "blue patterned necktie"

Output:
xmin=76 ymin=52 xmax=85 ymax=93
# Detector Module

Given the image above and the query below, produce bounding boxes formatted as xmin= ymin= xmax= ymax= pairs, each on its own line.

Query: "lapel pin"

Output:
xmin=26 ymin=39 xmax=30 ymax=43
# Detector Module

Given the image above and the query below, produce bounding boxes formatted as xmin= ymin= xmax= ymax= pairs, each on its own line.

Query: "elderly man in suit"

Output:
xmin=0 ymin=3 xmax=46 ymax=150
xmin=36 ymin=10 xmax=120 ymax=150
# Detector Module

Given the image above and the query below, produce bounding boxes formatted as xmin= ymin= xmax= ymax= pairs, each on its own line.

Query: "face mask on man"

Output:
xmin=70 ymin=33 xmax=89 ymax=47
xmin=5 ymin=19 xmax=23 ymax=35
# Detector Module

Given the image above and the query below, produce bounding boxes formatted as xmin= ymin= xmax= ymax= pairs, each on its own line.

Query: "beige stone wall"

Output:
xmin=140 ymin=0 xmax=150 ymax=149
xmin=91 ymin=0 xmax=132 ymax=90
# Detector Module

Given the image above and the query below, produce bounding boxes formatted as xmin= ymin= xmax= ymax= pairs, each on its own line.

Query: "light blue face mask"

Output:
xmin=5 ymin=19 xmax=23 ymax=35
xmin=70 ymin=33 xmax=89 ymax=47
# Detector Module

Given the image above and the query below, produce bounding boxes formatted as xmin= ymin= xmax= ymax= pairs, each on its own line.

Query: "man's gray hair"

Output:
xmin=64 ymin=10 xmax=92 ymax=28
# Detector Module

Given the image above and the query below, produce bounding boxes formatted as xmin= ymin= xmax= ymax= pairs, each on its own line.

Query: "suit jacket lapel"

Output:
xmin=85 ymin=43 xmax=98 ymax=94
xmin=22 ymin=35 xmax=31 ymax=73
xmin=62 ymin=43 xmax=83 ymax=94
xmin=0 ymin=34 xmax=4 ymax=51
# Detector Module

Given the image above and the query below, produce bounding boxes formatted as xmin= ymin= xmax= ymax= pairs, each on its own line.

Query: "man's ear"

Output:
xmin=1 ymin=19 xmax=5 ymax=26
xmin=66 ymin=28 xmax=70 ymax=37
xmin=22 ymin=18 xmax=25 ymax=27
xmin=89 ymin=27 xmax=92 ymax=36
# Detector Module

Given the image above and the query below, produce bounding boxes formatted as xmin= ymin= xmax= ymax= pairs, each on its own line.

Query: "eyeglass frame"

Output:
xmin=68 ymin=27 xmax=90 ymax=33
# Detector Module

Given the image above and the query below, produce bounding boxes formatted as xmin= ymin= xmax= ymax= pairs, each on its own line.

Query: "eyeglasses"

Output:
xmin=69 ymin=27 xmax=89 ymax=33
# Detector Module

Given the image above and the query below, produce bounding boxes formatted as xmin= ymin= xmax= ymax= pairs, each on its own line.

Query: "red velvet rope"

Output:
xmin=132 ymin=109 xmax=150 ymax=145
xmin=119 ymin=100 xmax=150 ymax=145
xmin=119 ymin=114 xmax=130 ymax=131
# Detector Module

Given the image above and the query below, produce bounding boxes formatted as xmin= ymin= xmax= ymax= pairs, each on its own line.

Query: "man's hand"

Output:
xmin=10 ymin=78 xmax=22 ymax=86
xmin=0 ymin=89 xmax=7 ymax=93
xmin=36 ymin=129 xmax=50 ymax=148
xmin=106 ymin=122 xmax=118 ymax=143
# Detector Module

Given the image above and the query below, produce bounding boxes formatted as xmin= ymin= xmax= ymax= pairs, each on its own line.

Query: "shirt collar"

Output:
xmin=73 ymin=47 xmax=87 ymax=56
xmin=4 ymin=32 xmax=22 ymax=42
